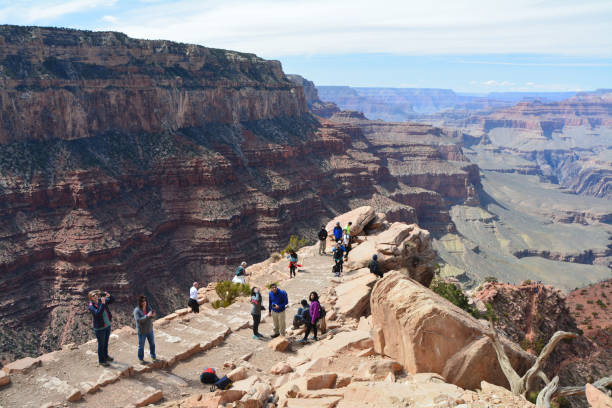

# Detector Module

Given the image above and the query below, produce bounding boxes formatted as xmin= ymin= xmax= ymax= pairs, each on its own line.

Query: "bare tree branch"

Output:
xmin=484 ymin=315 xmax=523 ymax=394
xmin=556 ymin=376 xmax=612 ymax=398
xmin=535 ymin=376 xmax=559 ymax=408
xmin=522 ymin=331 xmax=577 ymax=394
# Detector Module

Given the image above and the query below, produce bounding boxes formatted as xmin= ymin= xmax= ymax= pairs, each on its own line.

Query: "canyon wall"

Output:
xmin=0 ymin=26 xmax=474 ymax=364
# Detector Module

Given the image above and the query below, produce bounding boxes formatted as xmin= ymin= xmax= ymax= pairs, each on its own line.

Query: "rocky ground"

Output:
xmin=6 ymin=208 xmax=590 ymax=408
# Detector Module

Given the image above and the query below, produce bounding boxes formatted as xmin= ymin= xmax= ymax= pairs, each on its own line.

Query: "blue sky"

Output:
xmin=1 ymin=0 xmax=611 ymax=92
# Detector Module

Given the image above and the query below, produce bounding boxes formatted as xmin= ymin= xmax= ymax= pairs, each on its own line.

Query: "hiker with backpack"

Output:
xmin=287 ymin=250 xmax=298 ymax=278
xmin=250 ymin=287 xmax=265 ymax=339
xmin=332 ymin=241 xmax=345 ymax=277
xmin=188 ymin=282 xmax=199 ymax=313
xmin=317 ymin=226 xmax=328 ymax=255
xmin=369 ymin=254 xmax=383 ymax=278
xmin=133 ymin=295 xmax=158 ymax=364
xmin=268 ymin=283 xmax=288 ymax=338
xmin=88 ymin=290 xmax=114 ymax=367
xmin=233 ymin=261 xmax=248 ymax=284
xmin=293 ymin=299 xmax=310 ymax=329
xmin=333 ymin=222 xmax=343 ymax=242
xmin=299 ymin=291 xmax=322 ymax=343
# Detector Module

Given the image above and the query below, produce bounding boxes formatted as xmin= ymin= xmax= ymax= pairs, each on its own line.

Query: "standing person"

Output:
xmin=188 ymin=282 xmax=199 ymax=313
xmin=342 ymin=231 xmax=352 ymax=261
xmin=133 ymin=295 xmax=157 ymax=364
xmin=268 ymin=283 xmax=288 ymax=338
xmin=332 ymin=241 xmax=345 ymax=277
xmin=300 ymin=292 xmax=321 ymax=342
xmin=250 ymin=287 xmax=265 ymax=339
xmin=88 ymin=290 xmax=114 ymax=367
xmin=233 ymin=261 xmax=248 ymax=284
xmin=344 ymin=222 xmax=353 ymax=237
xmin=317 ymin=226 xmax=328 ymax=255
xmin=287 ymin=250 xmax=298 ymax=278
xmin=369 ymin=254 xmax=383 ymax=278
xmin=333 ymin=222 xmax=343 ymax=242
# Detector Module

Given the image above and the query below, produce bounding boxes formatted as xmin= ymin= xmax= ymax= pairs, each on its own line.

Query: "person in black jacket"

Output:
xmin=88 ymin=290 xmax=114 ymax=366
xmin=317 ymin=226 xmax=328 ymax=255
xmin=369 ymin=254 xmax=383 ymax=278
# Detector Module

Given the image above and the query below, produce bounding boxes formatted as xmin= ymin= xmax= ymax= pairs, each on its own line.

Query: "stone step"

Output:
xmin=79 ymin=376 xmax=164 ymax=408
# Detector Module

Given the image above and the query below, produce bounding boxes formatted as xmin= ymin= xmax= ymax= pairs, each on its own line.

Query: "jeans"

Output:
xmin=188 ymin=298 xmax=199 ymax=313
xmin=272 ymin=310 xmax=286 ymax=336
xmin=137 ymin=331 xmax=156 ymax=360
xmin=304 ymin=320 xmax=318 ymax=339
xmin=95 ymin=326 xmax=111 ymax=363
xmin=252 ymin=314 xmax=261 ymax=336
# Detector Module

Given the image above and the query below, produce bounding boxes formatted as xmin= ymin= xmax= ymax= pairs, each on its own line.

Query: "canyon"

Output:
xmin=0 ymin=26 xmax=484 ymax=364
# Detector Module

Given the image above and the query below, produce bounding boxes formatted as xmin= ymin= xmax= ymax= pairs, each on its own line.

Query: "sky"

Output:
xmin=1 ymin=0 xmax=611 ymax=93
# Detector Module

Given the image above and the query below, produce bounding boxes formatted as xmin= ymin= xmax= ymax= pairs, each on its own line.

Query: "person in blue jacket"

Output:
xmin=332 ymin=222 xmax=343 ymax=242
xmin=88 ymin=290 xmax=114 ymax=366
xmin=268 ymin=283 xmax=289 ymax=338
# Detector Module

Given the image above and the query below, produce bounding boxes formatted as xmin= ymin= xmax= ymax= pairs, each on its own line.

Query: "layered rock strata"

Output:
xmin=0 ymin=26 xmax=477 ymax=363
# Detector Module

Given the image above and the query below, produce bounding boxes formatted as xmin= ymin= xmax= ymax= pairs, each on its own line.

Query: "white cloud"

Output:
xmin=102 ymin=14 xmax=117 ymax=23
xmin=88 ymin=0 xmax=612 ymax=57
xmin=482 ymin=80 xmax=516 ymax=87
xmin=1 ymin=0 xmax=611 ymax=58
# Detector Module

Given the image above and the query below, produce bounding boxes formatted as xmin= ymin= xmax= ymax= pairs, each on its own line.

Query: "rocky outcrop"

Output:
xmin=325 ymin=205 xmax=376 ymax=237
xmin=370 ymin=272 xmax=534 ymax=390
xmin=347 ymin=222 xmax=436 ymax=286
xmin=286 ymin=74 xmax=340 ymax=118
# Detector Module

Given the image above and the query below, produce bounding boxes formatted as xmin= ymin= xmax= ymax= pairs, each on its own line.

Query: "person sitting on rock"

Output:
xmin=188 ymin=282 xmax=199 ymax=313
xmin=332 ymin=241 xmax=345 ymax=277
xmin=317 ymin=226 xmax=328 ymax=255
xmin=133 ymin=295 xmax=157 ymax=364
xmin=333 ymin=222 xmax=343 ymax=242
xmin=233 ymin=261 xmax=248 ymax=284
xmin=268 ymin=283 xmax=289 ymax=338
xmin=369 ymin=254 xmax=383 ymax=278
xmin=287 ymin=250 xmax=298 ymax=278
xmin=88 ymin=290 xmax=114 ymax=367
xmin=293 ymin=299 xmax=310 ymax=329
xmin=300 ymin=291 xmax=321 ymax=343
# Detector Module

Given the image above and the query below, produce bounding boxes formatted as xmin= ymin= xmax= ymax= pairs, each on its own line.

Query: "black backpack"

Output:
xmin=212 ymin=375 xmax=233 ymax=391
xmin=319 ymin=305 xmax=326 ymax=319
xmin=200 ymin=368 xmax=218 ymax=385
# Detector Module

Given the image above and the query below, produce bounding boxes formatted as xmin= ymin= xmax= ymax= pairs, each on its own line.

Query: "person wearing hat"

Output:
xmin=369 ymin=254 xmax=383 ymax=278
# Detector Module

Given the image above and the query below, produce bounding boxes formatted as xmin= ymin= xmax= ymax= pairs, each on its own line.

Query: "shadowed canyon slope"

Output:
xmin=0 ymin=26 xmax=479 ymax=364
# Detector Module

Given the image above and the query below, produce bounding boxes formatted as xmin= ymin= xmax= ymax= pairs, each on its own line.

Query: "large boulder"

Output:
xmin=334 ymin=269 xmax=378 ymax=318
xmin=346 ymin=222 xmax=436 ymax=286
xmin=326 ymin=206 xmax=375 ymax=237
xmin=370 ymin=272 xmax=535 ymax=390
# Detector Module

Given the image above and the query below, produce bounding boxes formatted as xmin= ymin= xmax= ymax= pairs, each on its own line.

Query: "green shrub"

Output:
xmin=430 ymin=278 xmax=481 ymax=319
xmin=587 ymin=300 xmax=594 ymax=304
xmin=596 ymin=299 xmax=607 ymax=309
xmin=484 ymin=276 xmax=498 ymax=283
xmin=575 ymin=304 xmax=584 ymax=310
xmin=281 ymin=235 xmax=311 ymax=254
xmin=524 ymin=279 xmax=532 ymax=285
xmin=266 ymin=282 xmax=279 ymax=290
xmin=552 ymin=396 xmax=571 ymax=408
xmin=213 ymin=281 xmax=250 ymax=309
xmin=270 ymin=252 xmax=282 ymax=262
xmin=526 ymin=391 xmax=538 ymax=404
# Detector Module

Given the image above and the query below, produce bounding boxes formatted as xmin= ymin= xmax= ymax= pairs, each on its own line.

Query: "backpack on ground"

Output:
xmin=211 ymin=375 xmax=233 ymax=391
xmin=200 ymin=367 xmax=219 ymax=385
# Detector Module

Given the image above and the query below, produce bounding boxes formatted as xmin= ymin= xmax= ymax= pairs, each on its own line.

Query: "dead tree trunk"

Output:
xmin=484 ymin=316 xmax=577 ymax=397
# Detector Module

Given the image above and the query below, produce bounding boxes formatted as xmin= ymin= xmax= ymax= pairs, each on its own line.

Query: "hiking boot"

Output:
xmin=271 ymin=333 xmax=280 ymax=338
xmin=138 ymin=359 xmax=149 ymax=365
xmin=99 ymin=361 xmax=110 ymax=367
xmin=151 ymin=357 xmax=159 ymax=363
xmin=105 ymin=356 xmax=114 ymax=362
xmin=256 ymin=333 xmax=265 ymax=338
xmin=312 ymin=337 xmax=318 ymax=342
xmin=298 ymin=338 xmax=308 ymax=343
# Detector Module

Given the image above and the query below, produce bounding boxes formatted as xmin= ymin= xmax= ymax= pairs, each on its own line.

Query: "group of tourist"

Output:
xmin=87 ymin=219 xmax=384 ymax=367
